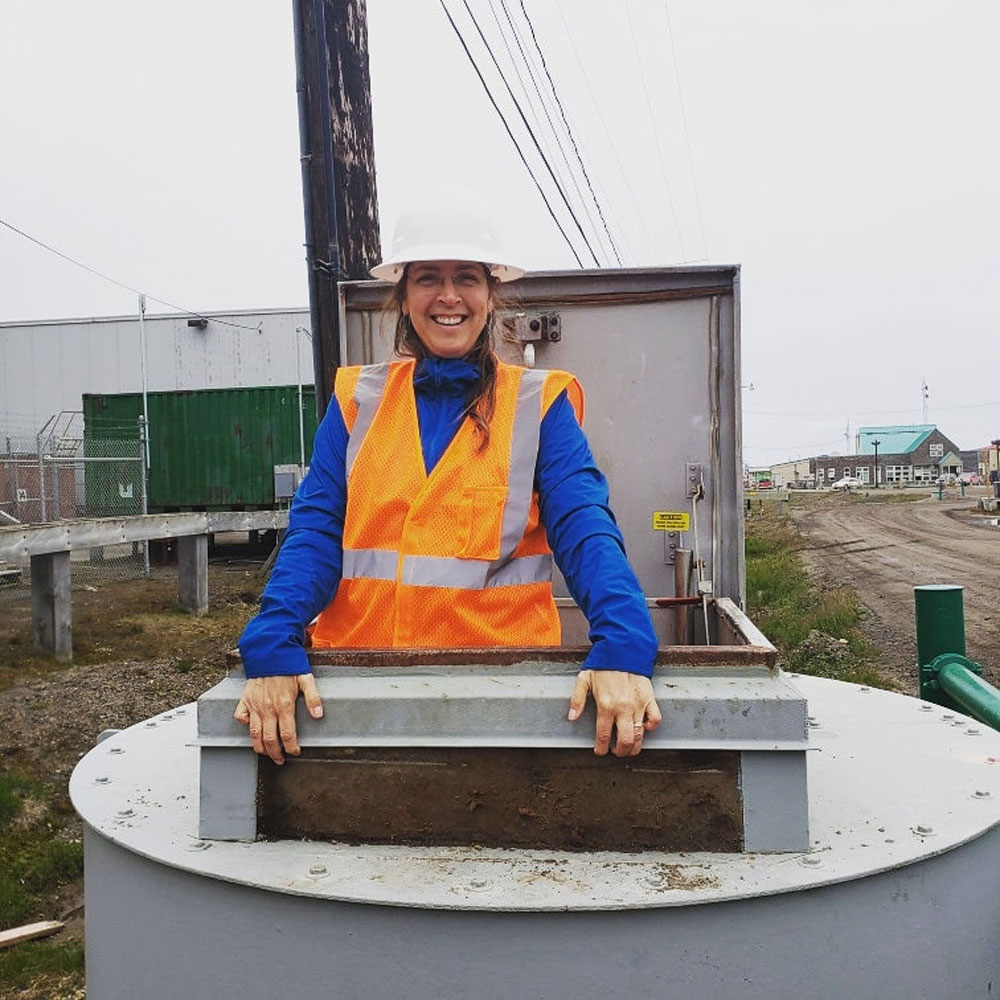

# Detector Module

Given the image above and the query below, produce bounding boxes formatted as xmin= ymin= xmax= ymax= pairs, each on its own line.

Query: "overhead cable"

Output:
xmin=482 ymin=1 xmax=566 ymax=206
xmin=448 ymin=0 xmax=602 ymax=266
xmin=459 ymin=0 xmax=601 ymax=264
xmin=516 ymin=0 xmax=623 ymax=266
xmin=623 ymin=0 xmax=685 ymax=261
xmin=663 ymin=0 xmax=709 ymax=261
xmin=0 ymin=218 xmax=262 ymax=331
xmin=437 ymin=0 xmax=584 ymax=266
xmin=492 ymin=0 xmax=615 ymax=266
xmin=553 ymin=2 xmax=659 ymax=261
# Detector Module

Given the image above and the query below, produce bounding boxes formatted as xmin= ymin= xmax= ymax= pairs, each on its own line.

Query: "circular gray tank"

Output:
xmin=72 ymin=675 xmax=1000 ymax=999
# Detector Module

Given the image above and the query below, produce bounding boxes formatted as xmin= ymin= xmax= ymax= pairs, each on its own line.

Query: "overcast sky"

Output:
xmin=2 ymin=1 xmax=997 ymax=467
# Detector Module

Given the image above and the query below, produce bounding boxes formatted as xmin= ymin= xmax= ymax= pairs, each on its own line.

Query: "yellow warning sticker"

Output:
xmin=652 ymin=511 xmax=690 ymax=532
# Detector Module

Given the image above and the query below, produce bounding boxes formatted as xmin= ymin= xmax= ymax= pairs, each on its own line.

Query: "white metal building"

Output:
xmin=0 ymin=307 xmax=312 ymax=443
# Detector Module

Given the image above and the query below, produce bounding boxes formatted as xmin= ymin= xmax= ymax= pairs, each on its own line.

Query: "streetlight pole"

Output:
xmin=872 ymin=438 xmax=880 ymax=489
xmin=294 ymin=326 xmax=313 ymax=474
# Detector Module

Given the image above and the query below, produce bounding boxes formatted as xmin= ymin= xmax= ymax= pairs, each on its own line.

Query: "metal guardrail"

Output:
xmin=0 ymin=510 xmax=288 ymax=562
xmin=3 ymin=510 xmax=288 ymax=662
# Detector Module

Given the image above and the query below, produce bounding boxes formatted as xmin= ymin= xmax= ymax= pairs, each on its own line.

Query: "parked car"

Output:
xmin=958 ymin=472 xmax=982 ymax=485
xmin=831 ymin=476 xmax=863 ymax=490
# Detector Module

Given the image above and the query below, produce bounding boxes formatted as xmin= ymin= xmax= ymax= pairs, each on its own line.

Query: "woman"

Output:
xmin=236 ymin=188 xmax=660 ymax=764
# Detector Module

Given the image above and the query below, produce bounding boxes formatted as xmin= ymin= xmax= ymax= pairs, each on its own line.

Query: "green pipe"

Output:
xmin=914 ymin=585 xmax=965 ymax=667
xmin=934 ymin=655 xmax=1000 ymax=733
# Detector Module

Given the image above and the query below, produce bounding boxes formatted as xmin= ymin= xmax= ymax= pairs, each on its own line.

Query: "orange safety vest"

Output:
xmin=310 ymin=358 xmax=584 ymax=648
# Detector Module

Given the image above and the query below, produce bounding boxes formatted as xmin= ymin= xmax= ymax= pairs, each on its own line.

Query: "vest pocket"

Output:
xmin=457 ymin=487 xmax=506 ymax=560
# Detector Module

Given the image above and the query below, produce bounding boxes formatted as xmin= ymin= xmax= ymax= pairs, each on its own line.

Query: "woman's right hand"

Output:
xmin=234 ymin=674 xmax=324 ymax=765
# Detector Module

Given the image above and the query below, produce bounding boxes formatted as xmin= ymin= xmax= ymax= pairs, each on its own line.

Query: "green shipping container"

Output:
xmin=83 ymin=386 xmax=318 ymax=512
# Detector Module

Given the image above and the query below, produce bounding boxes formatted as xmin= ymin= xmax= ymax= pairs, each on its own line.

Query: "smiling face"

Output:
xmin=401 ymin=260 xmax=494 ymax=359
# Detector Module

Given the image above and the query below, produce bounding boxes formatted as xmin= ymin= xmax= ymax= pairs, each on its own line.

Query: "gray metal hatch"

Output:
xmin=337 ymin=265 xmax=744 ymax=607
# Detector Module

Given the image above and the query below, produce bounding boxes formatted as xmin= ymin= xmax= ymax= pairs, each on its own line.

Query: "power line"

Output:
xmin=623 ymin=0 xmax=685 ymax=261
xmin=438 ymin=0 xmax=585 ymax=266
xmin=662 ymin=0 xmax=709 ymax=261
xmin=553 ymin=1 xmax=659 ymax=261
xmin=488 ymin=0 xmax=609 ymax=264
xmin=458 ymin=0 xmax=601 ymax=265
xmin=746 ymin=400 xmax=1000 ymax=419
xmin=452 ymin=0 xmax=602 ymax=265
xmin=0 ymin=218 xmax=262 ymax=331
xmin=516 ymin=0 xmax=624 ymax=266
xmin=482 ymin=1 xmax=565 ymax=213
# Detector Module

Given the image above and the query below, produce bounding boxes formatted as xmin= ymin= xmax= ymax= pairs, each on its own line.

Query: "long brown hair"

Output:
xmin=387 ymin=265 xmax=504 ymax=450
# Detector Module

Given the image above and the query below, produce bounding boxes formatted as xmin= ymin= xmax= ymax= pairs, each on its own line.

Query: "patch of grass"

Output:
xmin=0 ymin=563 xmax=261 ymax=684
xmin=0 ymin=772 xmax=83 ymax=927
xmin=850 ymin=490 xmax=927 ymax=504
xmin=0 ymin=773 xmax=40 ymax=827
xmin=745 ymin=507 xmax=892 ymax=688
xmin=0 ymin=941 xmax=85 ymax=992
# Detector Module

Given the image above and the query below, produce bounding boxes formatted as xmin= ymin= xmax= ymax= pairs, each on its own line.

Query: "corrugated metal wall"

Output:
xmin=83 ymin=386 xmax=318 ymax=511
xmin=0 ymin=308 xmax=312 ymax=441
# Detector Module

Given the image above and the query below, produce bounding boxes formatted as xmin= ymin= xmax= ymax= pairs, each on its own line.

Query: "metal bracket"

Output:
xmin=686 ymin=462 xmax=704 ymax=500
xmin=665 ymin=529 xmax=677 ymax=565
xmin=507 ymin=311 xmax=562 ymax=344
xmin=919 ymin=651 xmax=983 ymax=701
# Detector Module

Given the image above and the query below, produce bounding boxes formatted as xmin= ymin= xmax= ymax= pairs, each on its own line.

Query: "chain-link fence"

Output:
xmin=0 ymin=412 xmax=147 ymax=604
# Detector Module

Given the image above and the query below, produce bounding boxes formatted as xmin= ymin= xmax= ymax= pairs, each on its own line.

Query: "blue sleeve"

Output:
xmin=237 ymin=401 xmax=347 ymax=678
xmin=536 ymin=391 xmax=658 ymax=677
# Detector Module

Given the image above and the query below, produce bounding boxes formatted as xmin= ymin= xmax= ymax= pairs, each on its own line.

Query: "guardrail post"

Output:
xmin=178 ymin=535 xmax=209 ymax=615
xmin=31 ymin=551 xmax=72 ymax=661
xmin=915 ymin=584 xmax=965 ymax=675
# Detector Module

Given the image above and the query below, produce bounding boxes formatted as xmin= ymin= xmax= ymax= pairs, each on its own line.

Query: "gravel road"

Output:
xmin=789 ymin=493 xmax=1000 ymax=688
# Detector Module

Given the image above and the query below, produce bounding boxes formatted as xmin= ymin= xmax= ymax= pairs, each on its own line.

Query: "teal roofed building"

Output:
xmin=856 ymin=426 xmax=934 ymax=456
xmin=771 ymin=424 xmax=972 ymax=489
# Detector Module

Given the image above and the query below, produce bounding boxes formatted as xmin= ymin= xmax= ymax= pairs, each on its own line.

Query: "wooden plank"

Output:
xmin=178 ymin=534 xmax=209 ymax=615
xmin=0 ymin=921 xmax=64 ymax=949
xmin=31 ymin=550 xmax=72 ymax=661
xmin=258 ymin=747 xmax=743 ymax=852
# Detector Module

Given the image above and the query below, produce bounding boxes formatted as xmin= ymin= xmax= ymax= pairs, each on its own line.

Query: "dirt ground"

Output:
xmin=788 ymin=489 xmax=1000 ymax=690
xmin=2 ymin=498 xmax=999 ymax=996
xmin=0 ymin=546 xmax=262 ymax=990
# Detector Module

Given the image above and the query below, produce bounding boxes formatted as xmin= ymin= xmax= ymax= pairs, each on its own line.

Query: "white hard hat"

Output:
xmin=370 ymin=186 xmax=525 ymax=283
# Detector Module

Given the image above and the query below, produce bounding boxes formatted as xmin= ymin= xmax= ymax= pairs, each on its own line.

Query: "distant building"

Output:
xmin=772 ymin=425 xmax=971 ymax=487
xmin=770 ymin=458 xmax=813 ymax=488
xmin=0 ymin=307 xmax=310 ymax=445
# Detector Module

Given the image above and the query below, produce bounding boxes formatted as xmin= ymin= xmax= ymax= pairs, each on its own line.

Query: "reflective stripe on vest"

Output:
xmin=341 ymin=547 xmax=398 ymax=582
xmin=401 ymin=551 xmax=553 ymax=589
xmin=345 ymin=361 xmax=393 ymax=478
xmin=340 ymin=366 xmax=551 ymax=590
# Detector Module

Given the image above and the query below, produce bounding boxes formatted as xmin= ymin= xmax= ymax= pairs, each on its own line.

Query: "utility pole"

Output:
xmin=872 ymin=438 xmax=880 ymax=489
xmin=293 ymin=0 xmax=380 ymax=417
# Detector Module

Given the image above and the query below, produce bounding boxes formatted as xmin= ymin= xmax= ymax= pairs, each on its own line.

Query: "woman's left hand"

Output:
xmin=568 ymin=669 xmax=662 ymax=757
